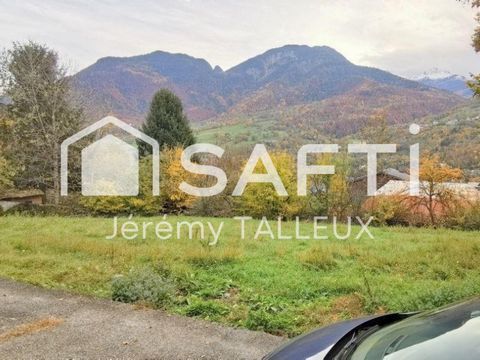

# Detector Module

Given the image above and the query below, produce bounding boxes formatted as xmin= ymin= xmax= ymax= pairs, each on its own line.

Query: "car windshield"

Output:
xmin=349 ymin=299 xmax=480 ymax=360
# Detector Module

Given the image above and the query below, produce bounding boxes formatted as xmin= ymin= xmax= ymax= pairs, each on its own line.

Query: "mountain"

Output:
xmin=412 ymin=69 xmax=473 ymax=98
xmin=73 ymin=51 xmax=227 ymax=122
xmin=73 ymin=45 xmax=466 ymax=132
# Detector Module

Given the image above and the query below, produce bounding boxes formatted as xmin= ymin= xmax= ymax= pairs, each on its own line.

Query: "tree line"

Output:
xmin=0 ymin=41 xmax=194 ymax=205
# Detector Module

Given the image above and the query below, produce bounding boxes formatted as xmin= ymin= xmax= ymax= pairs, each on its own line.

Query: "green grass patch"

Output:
xmin=0 ymin=215 xmax=479 ymax=337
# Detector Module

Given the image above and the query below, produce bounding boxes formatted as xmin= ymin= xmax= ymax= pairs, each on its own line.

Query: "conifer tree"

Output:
xmin=139 ymin=89 xmax=195 ymax=155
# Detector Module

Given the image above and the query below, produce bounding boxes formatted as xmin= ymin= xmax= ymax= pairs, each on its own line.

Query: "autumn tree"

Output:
xmin=327 ymin=168 xmax=352 ymax=220
xmin=139 ymin=89 xmax=195 ymax=155
xmin=235 ymin=152 xmax=308 ymax=219
xmin=0 ymin=41 xmax=82 ymax=204
xmin=416 ymin=154 xmax=463 ymax=226
xmin=159 ymin=146 xmax=197 ymax=212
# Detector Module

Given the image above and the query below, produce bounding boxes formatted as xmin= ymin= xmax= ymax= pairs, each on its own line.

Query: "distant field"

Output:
xmin=1 ymin=215 xmax=480 ymax=337
xmin=196 ymin=122 xmax=251 ymax=143
xmin=195 ymin=118 xmax=289 ymax=148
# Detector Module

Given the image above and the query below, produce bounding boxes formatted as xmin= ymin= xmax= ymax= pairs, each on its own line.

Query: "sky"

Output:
xmin=0 ymin=0 xmax=479 ymax=78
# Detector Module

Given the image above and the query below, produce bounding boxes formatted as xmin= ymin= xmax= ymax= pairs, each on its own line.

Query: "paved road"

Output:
xmin=0 ymin=278 xmax=285 ymax=359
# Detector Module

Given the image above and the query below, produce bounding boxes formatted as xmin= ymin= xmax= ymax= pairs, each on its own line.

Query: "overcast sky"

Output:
xmin=0 ymin=0 xmax=479 ymax=77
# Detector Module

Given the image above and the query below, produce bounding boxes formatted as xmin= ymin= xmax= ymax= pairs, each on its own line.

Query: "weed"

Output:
xmin=182 ymin=246 xmax=242 ymax=267
xmin=183 ymin=299 xmax=230 ymax=320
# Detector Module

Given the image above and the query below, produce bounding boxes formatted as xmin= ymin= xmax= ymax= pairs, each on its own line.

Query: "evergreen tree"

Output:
xmin=139 ymin=89 xmax=195 ymax=155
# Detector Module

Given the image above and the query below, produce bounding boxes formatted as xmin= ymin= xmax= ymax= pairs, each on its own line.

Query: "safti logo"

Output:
xmin=60 ymin=116 xmax=160 ymax=196
xmin=61 ymin=116 xmax=421 ymax=198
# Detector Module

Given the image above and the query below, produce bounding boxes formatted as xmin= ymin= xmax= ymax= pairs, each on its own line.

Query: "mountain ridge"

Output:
xmin=73 ymin=45 xmax=466 ymax=131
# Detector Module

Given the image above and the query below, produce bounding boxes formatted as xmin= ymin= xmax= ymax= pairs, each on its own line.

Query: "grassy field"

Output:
xmin=1 ymin=215 xmax=480 ymax=337
xmin=195 ymin=118 xmax=289 ymax=148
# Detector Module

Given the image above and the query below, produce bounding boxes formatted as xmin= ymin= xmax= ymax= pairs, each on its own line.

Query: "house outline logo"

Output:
xmin=60 ymin=116 xmax=160 ymax=196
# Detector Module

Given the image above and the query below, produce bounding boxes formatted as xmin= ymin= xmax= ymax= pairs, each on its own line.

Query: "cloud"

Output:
xmin=0 ymin=0 xmax=478 ymax=77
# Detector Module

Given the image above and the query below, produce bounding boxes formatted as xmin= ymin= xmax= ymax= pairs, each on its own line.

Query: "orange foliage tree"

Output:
xmin=416 ymin=155 xmax=463 ymax=226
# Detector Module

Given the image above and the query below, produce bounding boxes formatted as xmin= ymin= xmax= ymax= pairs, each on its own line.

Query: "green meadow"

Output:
xmin=1 ymin=215 xmax=480 ymax=337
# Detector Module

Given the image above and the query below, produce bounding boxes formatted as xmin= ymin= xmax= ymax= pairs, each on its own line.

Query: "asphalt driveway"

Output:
xmin=0 ymin=278 xmax=284 ymax=359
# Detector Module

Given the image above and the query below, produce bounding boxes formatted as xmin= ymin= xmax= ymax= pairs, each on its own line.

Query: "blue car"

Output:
xmin=264 ymin=297 xmax=480 ymax=360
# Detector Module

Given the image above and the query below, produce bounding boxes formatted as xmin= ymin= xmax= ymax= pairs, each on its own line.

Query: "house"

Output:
xmin=0 ymin=190 xmax=45 ymax=211
xmin=349 ymin=168 xmax=410 ymax=206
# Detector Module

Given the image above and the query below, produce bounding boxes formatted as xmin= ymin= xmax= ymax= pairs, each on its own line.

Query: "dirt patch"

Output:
xmin=0 ymin=317 xmax=63 ymax=343
xmin=331 ymin=294 xmax=365 ymax=318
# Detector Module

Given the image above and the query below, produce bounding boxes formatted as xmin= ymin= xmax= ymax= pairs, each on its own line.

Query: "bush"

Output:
xmin=444 ymin=201 xmax=480 ymax=231
xmin=111 ymin=267 xmax=175 ymax=308
xmin=363 ymin=195 xmax=411 ymax=226
xmin=80 ymin=196 xmax=132 ymax=215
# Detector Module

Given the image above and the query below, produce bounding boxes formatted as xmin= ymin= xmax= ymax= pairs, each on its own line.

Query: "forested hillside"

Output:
xmin=74 ymin=45 xmax=465 ymax=127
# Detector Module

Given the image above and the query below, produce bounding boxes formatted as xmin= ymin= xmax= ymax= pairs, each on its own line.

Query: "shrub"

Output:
xmin=111 ymin=267 xmax=175 ymax=308
xmin=80 ymin=196 xmax=131 ymax=215
xmin=444 ymin=201 xmax=480 ymax=231
xmin=363 ymin=195 xmax=411 ymax=226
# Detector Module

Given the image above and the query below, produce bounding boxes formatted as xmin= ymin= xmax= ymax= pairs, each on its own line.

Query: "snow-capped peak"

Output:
xmin=412 ymin=68 xmax=464 ymax=81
